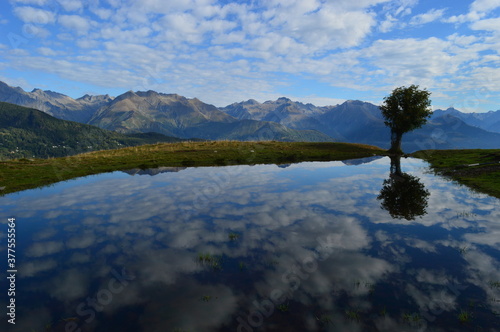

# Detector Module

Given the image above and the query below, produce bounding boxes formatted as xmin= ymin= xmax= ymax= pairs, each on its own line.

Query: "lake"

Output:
xmin=1 ymin=157 xmax=499 ymax=331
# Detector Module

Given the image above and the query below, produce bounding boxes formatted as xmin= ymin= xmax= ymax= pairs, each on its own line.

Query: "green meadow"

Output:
xmin=411 ymin=149 xmax=500 ymax=199
xmin=1 ymin=141 xmax=499 ymax=199
xmin=0 ymin=141 xmax=384 ymax=195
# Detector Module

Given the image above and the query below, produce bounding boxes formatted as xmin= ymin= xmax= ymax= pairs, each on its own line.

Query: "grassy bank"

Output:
xmin=412 ymin=149 xmax=500 ymax=199
xmin=0 ymin=141 xmax=384 ymax=195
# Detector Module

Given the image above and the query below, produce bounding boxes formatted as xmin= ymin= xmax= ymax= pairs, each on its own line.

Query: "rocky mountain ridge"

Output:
xmin=1 ymin=81 xmax=499 ymax=151
xmin=222 ymin=98 xmax=500 ymax=150
xmin=0 ymin=81 xmax=113 ymax=123
xmin=0 ymin=82 xmax=331 ymax=142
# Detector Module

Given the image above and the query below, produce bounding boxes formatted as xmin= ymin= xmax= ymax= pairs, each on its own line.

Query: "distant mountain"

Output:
xmin=432 ymin=108 xmax=500 ymax=133
xmin=222 ymin=99 xmax=387 ymax=139
xmin=404 ymin=114 xmax=500 ymax=150
xmin=1 ymin=81 xmax=499 ymax=151
xmin=221 ymin=97 xmax=328 ymax=128
xmin=0 ymin=102 xmax=183 ymax=160
xmin=0 ymin=82 xmax=331 ymax=143
xmin=222 ymin=98 xmax=500 ymax=151
xmin=88 ymin=90 xmax=332 ymax=142
xmin=0 ymin=81 xmax=112 ymax=123
xmin=89 ymin=90 xmax=236 ymax=135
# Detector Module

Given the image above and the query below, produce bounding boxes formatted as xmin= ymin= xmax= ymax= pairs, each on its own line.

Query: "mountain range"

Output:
xmin=222 ymin=98 xmax=500 ymax=151
xmin=0 ymin=81 xmax=331 ymax=143
xmin=0 ymin=80 xmax=499 ymax=156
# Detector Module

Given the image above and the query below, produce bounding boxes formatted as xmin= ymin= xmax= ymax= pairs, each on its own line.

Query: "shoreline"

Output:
xmin=0 ymin=141 xmax=384 ymax=196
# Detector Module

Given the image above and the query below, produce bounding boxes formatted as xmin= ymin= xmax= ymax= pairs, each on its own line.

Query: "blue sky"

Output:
xmin=0 ymin=0 xmax=499 ymax=111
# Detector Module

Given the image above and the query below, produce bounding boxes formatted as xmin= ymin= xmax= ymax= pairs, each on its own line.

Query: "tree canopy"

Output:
xmin=380 ymin=85 xmax=432 ymax=154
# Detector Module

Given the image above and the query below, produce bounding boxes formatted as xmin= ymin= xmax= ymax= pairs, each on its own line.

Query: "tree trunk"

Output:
xmin=389 ymin=130 xmax=403 ymax=155
xmin=389 ymin=155 xmax=402 ymax=177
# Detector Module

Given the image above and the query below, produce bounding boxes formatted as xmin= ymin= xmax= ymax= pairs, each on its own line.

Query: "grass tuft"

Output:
xmin=458 ymin=309 xmax=473 ymax=323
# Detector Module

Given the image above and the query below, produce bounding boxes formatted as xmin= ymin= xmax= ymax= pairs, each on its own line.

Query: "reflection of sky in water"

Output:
xmin=1 ymin=157 xmax=499 ymax=331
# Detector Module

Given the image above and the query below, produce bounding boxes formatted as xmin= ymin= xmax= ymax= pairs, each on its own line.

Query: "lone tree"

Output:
xmin=380 ymin=85 xmax=432 ymax=154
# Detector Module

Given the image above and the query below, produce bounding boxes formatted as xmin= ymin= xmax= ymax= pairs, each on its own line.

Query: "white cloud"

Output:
xmin=10 ymin=0 xmax=48 ymax=5
xmin=25 ymin=24 xmax=51 ymax=38
xmin=444 ymin=0 xmax=500 ymax=24
xmin=58 ymin=14 xmax=92 ymax=35
xmin=76 ymin=38 xmax=98 ymax=48
xmin=446 ymin=33 xmax=479 ymax=46
xmin=4 ymin=0 xmax=500 ymax=109
xmin=266 ymin=2 xmax=379 ymax=51
xmin=89 ymin=6 xmax=113 ymax=19
xmin=410 ymin=8 xmax=446 ymax=26
xmin=364 ymin=38 xmax=457 ymax=79
xmin=57 ymin=0 xmax=83 ymax=12
xmin=377 ymin=0 xmax=420 ymax=32
xmin=445 ymin=11 xmax=484 ymax=24
xmin=470 ymin=0 xmax=500 ymax=12
xmin=465 ymin=66 xmax=500 ymax=92
xmin=13 ymin=6 xmax=56 ymax=24
xmin=37 ymin=46 xmax=58 ymax=55
xmin=160 ymin=12 xmax=204 ymax=44
xmin=379 ymin=14 xmax=398 ymax=32
xmin=382 ymin=0 xmax=418 ymax=17
xmin=471 ymin=17 xmax=500 ymax=31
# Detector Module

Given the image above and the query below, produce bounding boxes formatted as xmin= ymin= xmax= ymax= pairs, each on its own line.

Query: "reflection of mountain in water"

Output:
xmin=277 ymin=163 xmax=292 ymax=168
xmin=342 ymin=155 xmax=384 ymax=166
xmin=122 ymin=167 xmax=187 ymax=176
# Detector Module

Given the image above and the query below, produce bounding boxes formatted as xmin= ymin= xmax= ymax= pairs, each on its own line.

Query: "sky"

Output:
xmin=0 ymin=0 xmax=499 ymax=111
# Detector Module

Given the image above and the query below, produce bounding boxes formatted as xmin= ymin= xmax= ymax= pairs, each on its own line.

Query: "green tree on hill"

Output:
xmin=380 ymin=85 xmax=432 ymax=154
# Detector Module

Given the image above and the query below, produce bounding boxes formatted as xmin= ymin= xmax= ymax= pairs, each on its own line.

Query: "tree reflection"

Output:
xmin=377 ymin=156 xmax=430 ymax=220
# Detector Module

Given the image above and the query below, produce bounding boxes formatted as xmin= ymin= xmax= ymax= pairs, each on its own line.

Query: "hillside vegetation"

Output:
xmin=0 ymin=141 xmax=384 ymax=195
xmin=0 ymin=102 xmax=185 ymax=159
xmin=412 ymin=149 xmax=500 ymax=198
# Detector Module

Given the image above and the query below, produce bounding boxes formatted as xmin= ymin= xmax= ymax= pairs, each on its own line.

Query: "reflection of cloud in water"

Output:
xmin=26 ymin=240 xmax=64 ymax=257
xmin=463 ymin=250 xmax=500 ymax=312
xmin=406 ymin=283 xmax=458 ymax=313
xmin=69 ymin=252 xmax=91 ymax=264
xmin=66 ymin=230 xmax=97 ymax=249
xmin=20 ymin=258 xmax=57 ymax=278
xmin=138 ymin=280 xmax=238 ymax=332
xmin=49 ymin=268 xmax=89 ymax=302
xmin=1 ymin=158 xmax=500 ymax=330
xmin=32 ymin=227 xmax=58 ymax=241
xmin=414 ymin=269 xmax=458 ymax=286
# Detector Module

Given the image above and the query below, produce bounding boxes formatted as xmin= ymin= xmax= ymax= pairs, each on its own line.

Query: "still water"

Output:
xmin=1 ymin=157 xmax=499 ymax=331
